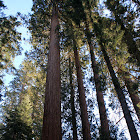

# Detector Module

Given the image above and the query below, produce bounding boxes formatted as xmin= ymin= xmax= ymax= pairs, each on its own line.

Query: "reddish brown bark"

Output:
xmin=85 ymin=22 xmax=110 ymax=139
xmin=69 ymin=57 xmax=78 ymax=140
xmin=42 ymin=4 xmax=61 ymax=140
xmin=89 ymin=11 xmax=139 ymax=138
xmin=73 ymin=44 xmax=91 ymax=140
xmin=90 ymin=45 xmax=110 ymax=139
xmin=91 ymin=50 xmax=110 ymax=139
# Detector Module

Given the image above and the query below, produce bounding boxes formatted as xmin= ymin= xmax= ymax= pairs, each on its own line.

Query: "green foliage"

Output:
xmin=0 ymin=14 xmax=22 ymax=71
xmin=0 ymin=0 xmax=22 ymax=98
xmin=1 ymin=0 xmax=140 ymax=139
xmin=1 ymin=108 xmax=33 ymax=140
xmin=18 ymin=94 xmax=33 ymax=126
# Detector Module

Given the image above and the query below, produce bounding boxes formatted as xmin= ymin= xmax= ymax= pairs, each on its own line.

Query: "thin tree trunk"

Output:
xmin=104 ymin=44 xmax=140 ymax=122
xmin=88 ymin=4 xmax=139 ymax=137
xmin=85 ymin=22 xmax=110 ymax=139
xmin=42 ymin=3 xmax=61 ymax=140
xmin=73 ymin=42 xmax=91 ymax=140
xmin=90 ymin=46 xmax=110 ymax=140
xmin=69 ymin=57 xmax=78 ymax=140
xmin=118 ymin=69 xmax=140 ymax=122
xmin=99 ymin=41 xmax=139 ymax=140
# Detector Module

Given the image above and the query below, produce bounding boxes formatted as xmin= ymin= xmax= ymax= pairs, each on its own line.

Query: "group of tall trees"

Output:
xmin=0 ymin=0 xmax=140 ymax=139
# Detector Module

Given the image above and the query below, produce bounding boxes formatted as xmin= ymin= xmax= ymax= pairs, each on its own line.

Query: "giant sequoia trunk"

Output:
xmin=42 ymin=3 xmax=61 ymax=140
xmin=73 ymin=43 xmax=91 ymax=140
xmin=100 ymin=42 xmax=139 ymax=140
xmin=69 ymin=57 xmax=78 ymax=140
xmin=85 ymin=23 xmax=110 ymax=139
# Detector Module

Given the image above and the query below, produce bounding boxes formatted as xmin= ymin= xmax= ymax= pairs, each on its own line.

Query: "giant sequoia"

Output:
xmin=1 ymin=0 xmax=140 ymax=140
xmin=41 ymin=1 xmax=61 ymax=140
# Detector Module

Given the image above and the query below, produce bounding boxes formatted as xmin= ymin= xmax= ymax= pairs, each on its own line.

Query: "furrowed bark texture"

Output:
xmin=85 ymin=22 xmax=110 ymax=139
xmin=42 ymin=4 xmax=61 ymax=140
xmin=100 ymin=42 xmax=139 ymax=140
xmin=73 ymin=45 xmax=91 ymax=140
xmin=69 ymin=57 xmax=78 ymax=140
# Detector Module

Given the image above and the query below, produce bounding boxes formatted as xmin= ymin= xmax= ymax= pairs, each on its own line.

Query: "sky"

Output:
xmin=4 ymin=0 xmax=33 ymax=67
xmin=4 ymin=0 xmax=33 ymax=15
xmin=2 ymin=0 xmax=139 ymax=139
xmin=2 ymin=0 xmax=110 ymax=84
xmin=3 ymin=0 xmax=33 ymax=85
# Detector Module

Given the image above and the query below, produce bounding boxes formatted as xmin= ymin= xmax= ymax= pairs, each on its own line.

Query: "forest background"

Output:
xmin=0 ymin=0 xmax=140 ymax=139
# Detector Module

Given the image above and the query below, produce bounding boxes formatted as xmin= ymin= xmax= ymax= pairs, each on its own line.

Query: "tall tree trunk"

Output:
xmin=99 ymin=41 xmax=139 ymax=140
xmin=88 ymin=3 xmax=139 ymax=137
xmin=42 ymin=3 xmax=61 ymax=140
xmin=118 ymin=69 xmax=140 ymax=122
xmin=73 ymin=42 xmax=91 ymax=140
xmin=104 ymin=43 xmax=140 ymax=122
xmin=69 ymin=57 xmax=78 ymax=140
xmin=85 ymin=23 xmax=110 ymax=139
